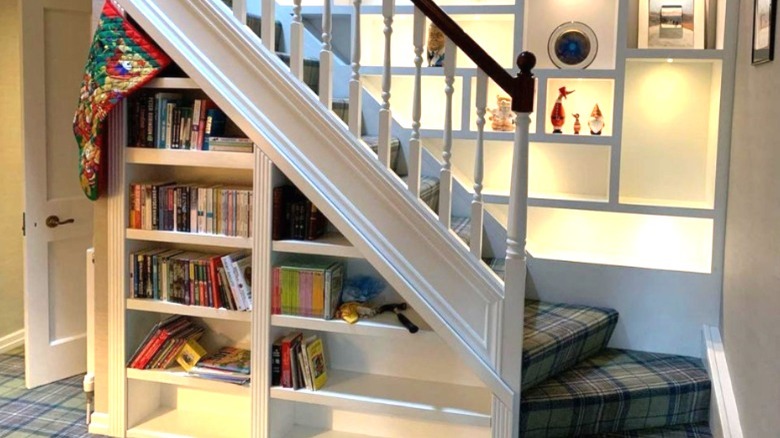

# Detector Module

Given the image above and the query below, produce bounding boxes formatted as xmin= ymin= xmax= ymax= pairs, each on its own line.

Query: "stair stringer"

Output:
xmin=117 ymin=0 xmax=516 ymax=408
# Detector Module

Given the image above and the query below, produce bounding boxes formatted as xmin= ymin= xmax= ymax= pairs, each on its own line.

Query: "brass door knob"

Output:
xmin=45 ymin=215 xmax=75 ymax=228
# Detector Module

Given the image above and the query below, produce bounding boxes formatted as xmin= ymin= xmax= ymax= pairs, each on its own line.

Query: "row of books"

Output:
xmin=272 ymin=185 xmax=328 ymax=241
xmin=130 ymin=248 xmax=253 ymax=311
xmin=184 ymin=345 xmax=251 ymax=385
xmin=129 ymin=183 xmax=253 ymax=238
xmin=128 ymin=92 xmax=228 ymax=150
xmin=272 ymin=332 xmax=327 ymax=390
xmin=127 ymin=315 xmax=205 ymax=370
xmin=271 ymin=260 xmax=344 ymax=319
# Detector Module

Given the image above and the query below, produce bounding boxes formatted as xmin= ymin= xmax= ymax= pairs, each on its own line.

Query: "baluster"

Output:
xmin=377 ymin=0 xmax=395 ymax=168
xmin=348 ymin=0 xmax=363 ymax=136
xmin=289 ymin=0 xmax=304 ymax=80
xmin=438 ymin=37 xmax=456 ymax=228
xmin=261 ymin=0 xmax=276 ymax=51
xmin=320 ymin=0 xmax=333 ymax=109
xmin=471 ymin=69 xmax=487 ymax=257
xmin=407 ymin=8 xmax=425 ymax=198
xmin=232 ymin=0 xmax=247 ymax=24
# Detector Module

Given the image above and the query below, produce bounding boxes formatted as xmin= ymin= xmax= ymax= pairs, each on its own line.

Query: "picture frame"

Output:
xmin=752 ymin=0 xmax=777 ymax=64
xmin=638 ymin=0 xmax=705 ymax=49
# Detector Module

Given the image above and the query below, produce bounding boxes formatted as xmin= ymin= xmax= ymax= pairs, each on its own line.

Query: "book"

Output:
xmin=191 ymin=346 xmax=249 ymax=374
xmin=305 ymin=336 xmax=328 ymax=390
xmin=221 ymin=250 xmax=251 ymax=311
xmin=274 ymin=260 xmax=344 ymax=319
xmin=271 ymin=337 xmax=283 ymax=386
xmin=280 ymin=331 xmax=303 ymax=388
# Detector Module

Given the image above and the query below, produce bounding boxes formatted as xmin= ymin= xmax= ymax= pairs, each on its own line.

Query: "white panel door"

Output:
xmin=20 ymin=0 xmax=93 ymax=388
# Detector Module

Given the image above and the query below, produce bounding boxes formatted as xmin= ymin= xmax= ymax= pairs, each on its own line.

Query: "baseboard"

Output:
xmin=88 ymin=412 xmax=110 ymax=435
xmin=702 ymin=325 xmax=743 ymax=438
xmin=0 ymin=329 xmax=24 ymax=354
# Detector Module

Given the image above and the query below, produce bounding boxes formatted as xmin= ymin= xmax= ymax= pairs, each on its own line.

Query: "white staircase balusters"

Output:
xmin=408 ymin=7 xmax=425 ymax=198
xmin=471 ymin=69 xmax=487 ymax=258
xmin=377 ymin=0 xmax=395 ymax=168
xmin=261 ymin=0 xmax=275 ymax=51
xmin=438 ymin=37 xmax=456 ymax=229
xmin=232 ymin=0 xmax=247 ymax=24
xmin=348 ymin=0 xmax=363 ymax=136
xmin=290 ymin=0 xmax=304 ymax=80
xmin=320 ymin=0 xmax=333 ymax=109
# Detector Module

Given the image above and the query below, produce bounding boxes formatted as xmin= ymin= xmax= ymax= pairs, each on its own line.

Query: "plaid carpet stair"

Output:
xmin=522 ymin=300 xmax=619 ymax=391
xmin=587 ymin=422 xmax=712 ymax=437
xmin=520 ymin=349 xmax=711 ymax=437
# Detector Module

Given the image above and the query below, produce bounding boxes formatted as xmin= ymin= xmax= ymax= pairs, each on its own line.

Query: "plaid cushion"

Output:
xmin=587 ymin=422 xmax=712 ymax=437
xmin=363 ymin=136 xmax=401 ymax=173
xmin=521 ymin=349 xmax=711 ymax=437
xmin=523 ymin=300 xmax=619 ymax=391
xmin=0 ymin=347 xmax=93 ymax=437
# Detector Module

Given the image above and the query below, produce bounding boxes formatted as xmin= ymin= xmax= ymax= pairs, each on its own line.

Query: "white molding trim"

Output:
xmin=0 ymin=330 xmax=24 ymax=354
xmin=702 ymin=325 xmax=743 ymax=438
xmin=88 ymin=412 xmax=110 ymax=436
xmin=116 ymin=0 xmax=514 ymax=406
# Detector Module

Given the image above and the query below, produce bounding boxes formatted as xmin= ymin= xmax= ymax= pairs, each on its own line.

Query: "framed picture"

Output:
xmin=638 ymin=0 xmax=705 ymax=49
xmin=752 ymin=0 xmax=777 ymax=64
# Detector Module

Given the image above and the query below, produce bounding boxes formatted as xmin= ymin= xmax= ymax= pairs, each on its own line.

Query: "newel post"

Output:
xmin=493 ymin=51 xmax=535 ymax=438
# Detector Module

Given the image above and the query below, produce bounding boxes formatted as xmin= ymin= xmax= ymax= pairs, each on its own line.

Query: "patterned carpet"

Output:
xmin=0 ymin=347 xmax=91 ymax=437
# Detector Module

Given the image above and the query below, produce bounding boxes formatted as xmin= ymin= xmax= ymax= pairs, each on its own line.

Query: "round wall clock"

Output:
xmin=548 ymin=22 xmax=598 ymax=69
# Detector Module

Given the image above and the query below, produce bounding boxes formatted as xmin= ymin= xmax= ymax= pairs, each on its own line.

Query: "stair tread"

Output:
xmin=587 ymin=422 xmax=712 ymax=438
xmin=522 ymin=300 xmax=618 ymax=391
xmin=521 ymin=349 xmax=711 ymax=437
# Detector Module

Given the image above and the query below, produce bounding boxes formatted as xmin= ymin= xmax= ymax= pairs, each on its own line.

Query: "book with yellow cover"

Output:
xmin=305 ymin=337 xmax=327 ymax=390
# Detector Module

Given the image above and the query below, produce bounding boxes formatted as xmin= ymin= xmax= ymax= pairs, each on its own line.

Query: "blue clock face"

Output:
xmin=555 ymin=30 xmax=592 ymax=65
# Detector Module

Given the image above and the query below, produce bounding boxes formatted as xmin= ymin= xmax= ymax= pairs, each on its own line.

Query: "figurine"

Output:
xmin=588 ymin=104 xmax=605 ymax=135
xmin=573 ymin=113 xmax=581 ymax=135
xmin=550 ymin=86 xmax=575 ymax=134
xmin=487 ymin=96 xmax=516 ymax=131
xmin=427 ymin=23 xmax=446 ymax=67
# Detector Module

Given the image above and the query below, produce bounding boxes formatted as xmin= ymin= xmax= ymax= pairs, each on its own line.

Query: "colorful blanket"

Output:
xmin=73 ymin=1 xmax=170 ymax=200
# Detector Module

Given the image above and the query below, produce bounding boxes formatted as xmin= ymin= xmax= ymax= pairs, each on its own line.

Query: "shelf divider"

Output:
xmin=126 ymin=229 xmax=253 ymax=249
xmin=126 ymin=298 xmax=252 ymax=322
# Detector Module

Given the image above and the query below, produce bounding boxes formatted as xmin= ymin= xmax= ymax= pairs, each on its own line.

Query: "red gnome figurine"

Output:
xmin=550 ymin=86 xmax=575 ymax=134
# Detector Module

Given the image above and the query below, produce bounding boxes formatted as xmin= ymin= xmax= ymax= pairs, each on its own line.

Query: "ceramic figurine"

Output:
xmin=487 ymin=96 xmax=516 ymax=131
xmin=588 ymin=104 xmax=605 ymax=135
xmin=550 ymin=86 xmax=574 ymax=134
xmin=573 ymin=113 xmax=581 ymax=134
xmin=427 ymin=23 xmax=446 ymax=67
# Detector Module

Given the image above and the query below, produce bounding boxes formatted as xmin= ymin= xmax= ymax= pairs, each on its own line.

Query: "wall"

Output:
xmin=0 ymin=0 xmax=25 ymax=343
xmin=722 ymin=0 xmax=780 ymax=434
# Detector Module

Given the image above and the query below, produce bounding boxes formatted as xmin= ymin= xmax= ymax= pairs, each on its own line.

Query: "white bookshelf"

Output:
xmin=126 ymin=147 xmax=254 ymax=170
xmin=272 ymin=233 xmax=361 ymax=258
xmin=271 ymin=310 xmax=432 ymax=338
xmin=126 ymin=229 xmax=253 ymax=249
xmin=127 ymin=298 xmax=252 ymax=322
xmin=127 ymin=367 xmax=252 ymax=394
xmin=127 ymin=407 xmax=251 ymax=438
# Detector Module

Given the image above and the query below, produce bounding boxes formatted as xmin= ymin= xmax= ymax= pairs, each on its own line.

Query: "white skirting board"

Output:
xmin=0 ymin=329 xmax=24 ymax=354
xmin=702 ymin=325 xmax=743 ymax=438
xmin=88 ymin=412 xmax=110 ymax=435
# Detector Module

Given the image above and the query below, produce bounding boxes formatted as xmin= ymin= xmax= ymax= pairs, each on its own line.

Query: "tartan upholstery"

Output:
xmin=522 ymin=300 xmax=619 ymax=391
xmin=588 ymin=422 xmax=712 ymax=437
xmin=520 ymin=349 xmax=711 ymax=437
xmin=363 ymin=136 xmax=402 ymax=173
xmin=0 ymin=347 xmax=94 ymax=437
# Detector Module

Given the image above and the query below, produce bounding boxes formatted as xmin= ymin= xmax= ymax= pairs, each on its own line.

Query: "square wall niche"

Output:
xmin=476 ymin=207 xmax=714 ymax=273
xmin=469 ymin=76 xmax=537 ymax=134
xmin=620 ymin=59 xmax=721 ymax=209
xmin=360 ymin=14 xmax=515 ymax=69
xmin=625 ymin=0 xmax=731 ymax=50
xmin=422 ymin=140 xmax=610 ymax=202
xmin=544 ymin=78 xmax=615 ymax=137
xmin=363 ymin=75 xmax=464 ymax=131
xmin=524 ymin=0 xmax=618 ymax=70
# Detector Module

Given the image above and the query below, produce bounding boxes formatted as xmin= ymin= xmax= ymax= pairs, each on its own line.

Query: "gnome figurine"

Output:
xmin=588 ymin=104 xmax=605 ymax=135
xmin=550 ymin=87 xmax=575 ymax=134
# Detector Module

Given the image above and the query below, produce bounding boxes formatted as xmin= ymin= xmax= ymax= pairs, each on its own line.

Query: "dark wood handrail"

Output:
xmin=409 ymin=0 xmax=535 ymax=113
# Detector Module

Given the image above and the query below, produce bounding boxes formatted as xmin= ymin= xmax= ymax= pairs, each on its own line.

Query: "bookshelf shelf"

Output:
xmin=127 ymin=407 xmax=250 ymax=438
xmin=271 ymin=311 xmax=432 ymax=338
xmin=126 ymin=298 xmax=252 ymax=322
xmin=125 ymin=147 xmax=254 ymax=170
xmin=142 ymin=77 xmax=200 ymax=89
xmin=270 ymin=369 xmax=491 ymax=427
xmin=127 ymin=367 xmax=251 ymax=394
xmin=272 ymin=233 xmax=361 ymax=258
xmin=126 ymin=229 xmax=252 ymax=249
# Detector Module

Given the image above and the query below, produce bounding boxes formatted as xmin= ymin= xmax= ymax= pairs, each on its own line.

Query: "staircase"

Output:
xmin=115 ymin=0 xmax=714 ymax=436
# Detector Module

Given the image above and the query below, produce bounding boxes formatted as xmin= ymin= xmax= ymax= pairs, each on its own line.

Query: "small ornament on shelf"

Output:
xmin=573 ymin=113 xmax=581 ymax=135
xmin=550 ymin=87 xmax=575 ymax=134
xmin=427 ymin=23 xmax=446 ymax=67
xmin=588 ymin=104 xmax=605 ymax=135
xmin=487 ymin=96 xmax=516 ymax=131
